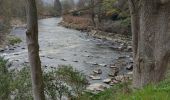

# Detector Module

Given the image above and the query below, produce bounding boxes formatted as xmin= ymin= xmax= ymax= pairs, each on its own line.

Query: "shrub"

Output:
xmin=0 ymin=57 xmax=11 ymax=100
xmin=44 ymin=65 xmax=88 ymax=100
xmin=63 ymin=15 xmax=92 ymax=29
xmin=0 ymin=62 xmax=88 ymax=100
xmin=56 ymin=65 xmax=88 ymax=95
xmin=11 ymin=67 xmax=33 ymax=100
xmin=7 ymin=35 xmax=22 ymax=45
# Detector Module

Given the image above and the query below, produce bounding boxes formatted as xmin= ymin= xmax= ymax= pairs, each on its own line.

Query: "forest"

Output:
xmin=0 ymin=0 xmax=170 ymax=100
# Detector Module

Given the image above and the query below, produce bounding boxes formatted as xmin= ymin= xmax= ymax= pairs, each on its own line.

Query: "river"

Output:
xmin=0 ymin=18 xmax=130 ymax=84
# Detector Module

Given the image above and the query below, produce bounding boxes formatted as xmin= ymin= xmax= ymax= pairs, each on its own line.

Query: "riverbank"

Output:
xmin=59 ymin=20 xmax=132 ymax=52
xmin=0 ymin=18 xmax=134 ymax=95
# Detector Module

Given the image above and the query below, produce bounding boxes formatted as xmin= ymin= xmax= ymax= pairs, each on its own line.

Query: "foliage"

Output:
xmin=44 ymin=69 xmax=71 ymax=100
xmin=55 ymin=65 xmax=88 ymax=95
xmin=7 ymin=35 xmax=22 ymax=45
xmin=0 ymin=59 xmax=32 ymax=100
xmin=11 ymin=67 xmax=33 ymax=100
xmin=0 ymin=57 xmax=11 ymax=100
xmin=121 ymin=17 xmax=131 ymax=27
xmin=44 ymin=65 xmax=88 ymax=99
xmin=63 ymin=15 xmax=92 ymax=30
xmin=0 ymin=61 xmax=88 ymax=100
xmin=102 ymin=0 xmax=119 ymax=15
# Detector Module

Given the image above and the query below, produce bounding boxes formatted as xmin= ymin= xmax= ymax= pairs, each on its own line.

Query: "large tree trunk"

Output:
xmin=25 ymin=0 xmax=45 ymax=99
xmin=129 ymin=0 xmax=170 ymax=88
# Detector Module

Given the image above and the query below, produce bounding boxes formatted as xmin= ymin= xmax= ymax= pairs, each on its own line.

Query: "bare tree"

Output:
xmin=90 ymin=0 xmax=95 ymax=26
xmin=54 ymin=0 xmax=62 ymax=16
xmin=128 ymin=0 xmax=170 ymax=88
xmin=25 ymin=0 xmax=45 ymax=99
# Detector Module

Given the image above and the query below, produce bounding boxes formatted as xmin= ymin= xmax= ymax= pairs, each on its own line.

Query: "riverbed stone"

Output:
xmin=89 ymin=75 xmax=101 ymax=80
xmin=126 ymin=64 xmax=133 ymax=70
xmin=21 ymin=47 xmax=25 ymax=50
xmin=127 ymin=46 xmax=132 ymax=51
xmin=108 ymin=69 xmax=119 ymax=77
xmin=126 ymin=71 xmax=133 ymax=80
xmin=99 ymin=64 xmax=107 ymax=67
xmin=47 ymin=56 xmax=54 ymax=59
xmin=9 ymin=48 xmax=15 ymax=50
xmin=127 ymin=71 xmax=133 ymax=75
xmin=61 ymin=58 xmax=66 ymax=61
xmin=86 ymin=83 xmax=107 ymax=92
xmin=110 ymin=65 xmax=117 ymax=69
xmin=93 ymin=69 xmax=102 ymax=74
xmin=0 ymin=49 xmax=4 ymax=52
xmin=24 ymin=61 xmax=29 ymax=64
xmin=73 ymin=60 xmax=78 ymax=62
xmin=115 ymin=75 xmax=124 ymax=81
xmin=13 ymin=46 xmax=17 ymax=49
xmin=103 ymin=78 xmax=112 ymax=84
xmin=110 ymin=80 xmax=119 ymax=85
xmin=14 ymin=53 xmax=19 ymax=55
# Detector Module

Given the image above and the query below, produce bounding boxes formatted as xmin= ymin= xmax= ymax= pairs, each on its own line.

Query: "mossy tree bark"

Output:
xmin=128 ymin=0 xmax=170 ymax=88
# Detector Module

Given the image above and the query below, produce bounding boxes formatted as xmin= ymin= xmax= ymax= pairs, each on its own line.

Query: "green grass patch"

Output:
xmin=7 ymin=35 xmax=22 ymax=45
xmin=80 ymin=77 xmax=170 ymax=100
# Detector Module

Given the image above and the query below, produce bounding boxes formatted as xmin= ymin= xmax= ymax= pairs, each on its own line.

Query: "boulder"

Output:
xmin=103 ymin=78 xmax=112 ymax=84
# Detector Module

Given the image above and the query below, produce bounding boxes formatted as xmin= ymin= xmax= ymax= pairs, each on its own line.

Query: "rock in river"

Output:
xmin=110 ymin=65 xmax=117 ymax=69
xmin=93 ymin=69 xmax=102 ymax=74
xmin=0 ymin=49 xmax=4 ymax=52
xmin=108 ymin=69 xmax=119 ymax=77
xmin=126 ymin=64 xmax=133 ymax=70
xmin=103 ymin=78 xmax=112 ymax=84
xmin=89 ymin=75 xmax=101 ymax=80
xmin=86 ymin=83 xmax=107 ymax=92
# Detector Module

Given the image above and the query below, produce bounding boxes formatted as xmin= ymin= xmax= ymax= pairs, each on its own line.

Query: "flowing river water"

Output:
xmin=0 ymin=18 xmax=130 ymax=84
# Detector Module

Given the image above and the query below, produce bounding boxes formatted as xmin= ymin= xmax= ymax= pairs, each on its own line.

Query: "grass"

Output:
xmin=80 ymin=74 xmax=170 ymax=100
xmin=117 ymin=80 xmax=170 ymax=100
xmin=1 ymin=56 xmax=170 ymax=100
xmin=7 ymin=35 xmax=22 ymax=45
